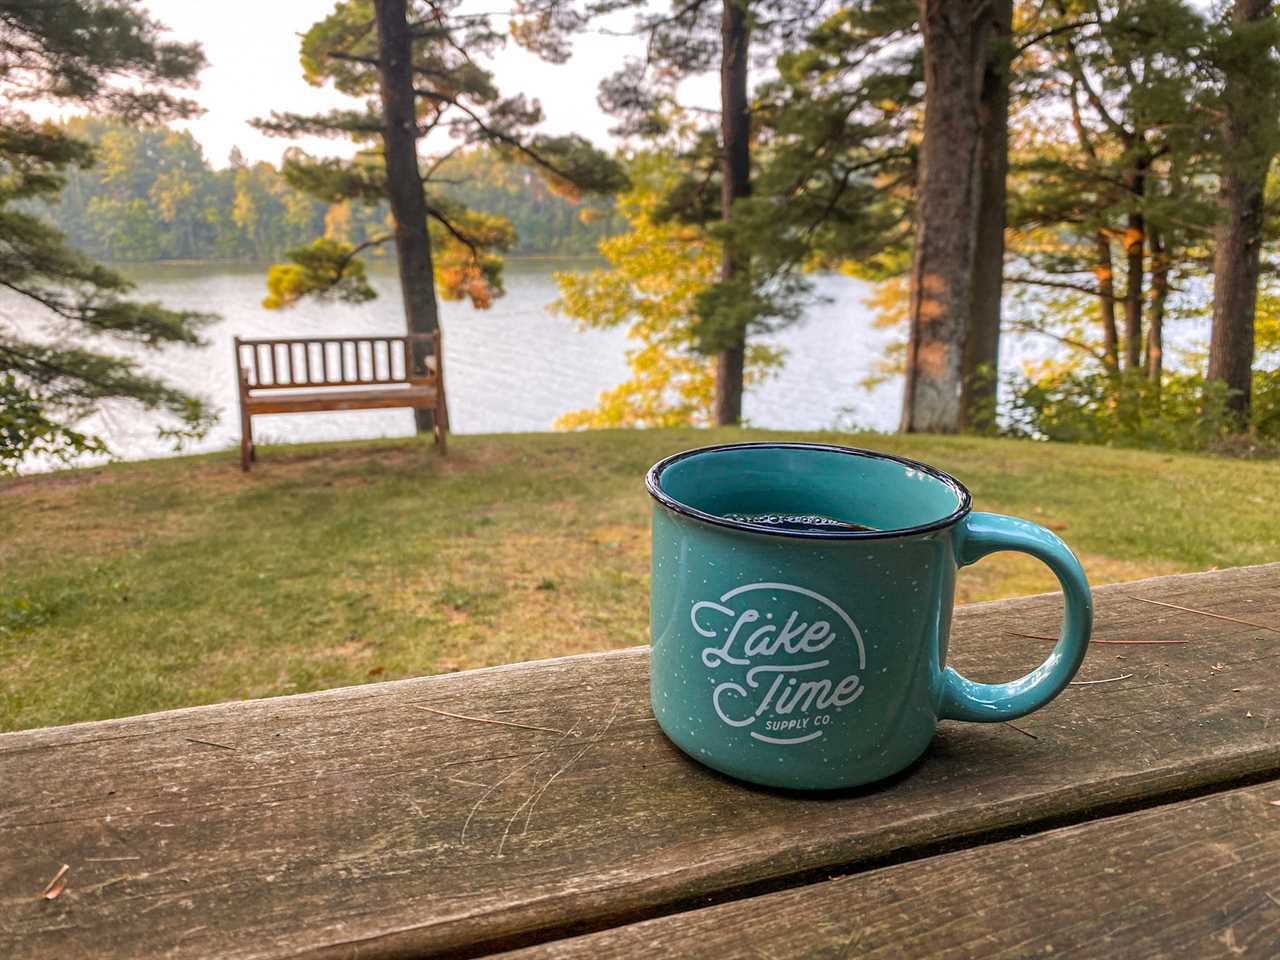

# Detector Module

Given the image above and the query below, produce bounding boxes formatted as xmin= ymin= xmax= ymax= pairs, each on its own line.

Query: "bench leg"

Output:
xmin=435 ymin=390 xmax=449 ymax=455
xmin=240 ymin=411 xmax=253 ymax=472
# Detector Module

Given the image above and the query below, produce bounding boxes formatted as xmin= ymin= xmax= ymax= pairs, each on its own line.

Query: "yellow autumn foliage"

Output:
xmin=553 ymin=166 xmax=781 ymax=429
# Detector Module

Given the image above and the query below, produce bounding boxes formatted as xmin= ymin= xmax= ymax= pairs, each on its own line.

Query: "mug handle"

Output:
xmin=939 ymin=512 xmax=1093 ymax=722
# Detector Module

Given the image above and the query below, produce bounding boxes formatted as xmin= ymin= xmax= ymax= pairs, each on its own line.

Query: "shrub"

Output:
xmin=1003 ymin=368 xmax=1280 ymax=455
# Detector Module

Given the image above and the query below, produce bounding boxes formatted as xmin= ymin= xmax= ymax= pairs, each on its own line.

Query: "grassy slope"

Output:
xmin=2 ymin=428 xmax=1277 ymax=732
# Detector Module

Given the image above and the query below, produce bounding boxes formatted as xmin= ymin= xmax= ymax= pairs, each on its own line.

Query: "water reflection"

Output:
xmin=8 ymin=258 xmax=904 ymax=470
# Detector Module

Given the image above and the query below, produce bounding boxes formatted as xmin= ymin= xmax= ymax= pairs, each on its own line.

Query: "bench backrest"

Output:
xmin=234 ymin=334 xmax=439 ymax=391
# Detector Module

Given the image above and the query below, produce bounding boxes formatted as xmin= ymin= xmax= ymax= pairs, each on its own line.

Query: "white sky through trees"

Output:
xmin=26 ymin=0 xmax=692 ymax=167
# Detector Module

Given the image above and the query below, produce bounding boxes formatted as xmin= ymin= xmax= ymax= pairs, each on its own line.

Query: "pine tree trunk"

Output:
xmin=1067 ymin=88 xmax=1121 ymax=376
xmin=1146 ymin=227 xmax=1168 ymax=384
xmin=714 ymin=0 xmax=751 ymax=427
xmin=1121 ymin=159 xmax=1147 ymax=373
xmin=960 ymin=0 xmax=1012 ymax=433
xmin=1094 ymin=233 xmax=1120 ymax=373
xmin=373 ymin=0 xmax=441 ymax=435
xmin=902 ymin=1 xmax=991 ymax=434
xmin=1208 ymin=0 xmax=1275 ymax=423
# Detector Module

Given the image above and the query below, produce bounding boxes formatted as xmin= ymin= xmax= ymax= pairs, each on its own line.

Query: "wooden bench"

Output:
xmin=233 ymin=333 xmax=448 ymax=471
xmin=2 ymin=564 xmax=1278 ymax=959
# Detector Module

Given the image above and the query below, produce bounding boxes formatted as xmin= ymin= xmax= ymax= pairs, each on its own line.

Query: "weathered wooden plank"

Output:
xmin=1 ymin=565 xmax=1278 ymax=960
xmin=499 ymin=780 xmax=1280 ymax=960
xmin=243 ymin=386 xmax=438 ymax=415
xmin=247 ymin=376 xmax=432 ymax=391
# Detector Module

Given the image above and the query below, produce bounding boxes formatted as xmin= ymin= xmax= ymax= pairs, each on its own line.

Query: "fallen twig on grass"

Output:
xmin=412 ymin=704 xmax=568 ymax=736
xmin=1009 ymin=631 xmax=1187 ymax=645
xmin=1069 ymin=674 xmax=1134 ymax=686
xmin=1128 ymin=596 xmax=1280 ymax=634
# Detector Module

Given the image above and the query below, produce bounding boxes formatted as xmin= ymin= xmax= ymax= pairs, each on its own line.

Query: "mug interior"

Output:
xmin=649 ymin=443 xmax=970 ymax=538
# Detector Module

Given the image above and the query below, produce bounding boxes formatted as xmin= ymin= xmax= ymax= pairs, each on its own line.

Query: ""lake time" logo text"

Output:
xmin=691 ymin=582 xmax=866 ymax=745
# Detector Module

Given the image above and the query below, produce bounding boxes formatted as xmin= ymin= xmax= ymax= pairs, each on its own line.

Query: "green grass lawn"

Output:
xmin=2 ymin=428 xmax=1277 ymax=733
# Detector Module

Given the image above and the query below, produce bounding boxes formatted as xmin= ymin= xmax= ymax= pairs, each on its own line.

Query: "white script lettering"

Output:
xmin=694 ymin=582 xmax=867 ymax=745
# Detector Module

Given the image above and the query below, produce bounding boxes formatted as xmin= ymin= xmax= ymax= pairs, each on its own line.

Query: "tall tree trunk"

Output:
xmin=373 ymin=0 xmax=441 ymax=435
xmin=1094 ymin=233 xmax=1120 ymax=373
xmin=1121 ymin=157 xmax=1147 ymax=372
xmin=1208 ymin=0 xmax=1275 ymax=422
xmin=960 ymin=0 xmax=1012 ymax=433
xmin=902 ymin=1 xmax=992 ymax=433
xmin=714 ymin=0 xmax=751 ymax=426
xmin=1068 ymin=84 xmax=1120 ymax=376
xmin=1146 ymin=227 xmax=1168 ymax=384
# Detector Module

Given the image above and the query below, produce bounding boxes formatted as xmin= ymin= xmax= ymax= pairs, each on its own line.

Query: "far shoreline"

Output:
xmin=107 ymin=253 xmax=610 ymax=269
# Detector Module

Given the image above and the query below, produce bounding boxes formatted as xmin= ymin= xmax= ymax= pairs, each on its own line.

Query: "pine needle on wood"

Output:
xmin=1069 ymin=674 xmax=1134 ymax=686
xmin=1128 ymin=596 xmax=1280 ymax=634
xmin=1009 ymin=631 xmax=1187 ymax=645
xmin=411 ymin=705 xmax=568 ymax=736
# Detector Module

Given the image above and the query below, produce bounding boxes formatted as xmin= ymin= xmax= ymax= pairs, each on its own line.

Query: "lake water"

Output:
xmin=10 ymin=259 xmax=1208 ymax=472
xmin=14 ymin=259 xmax=908 ymax=471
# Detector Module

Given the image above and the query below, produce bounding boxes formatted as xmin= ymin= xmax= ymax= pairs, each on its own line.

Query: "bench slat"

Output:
xmin=497 ymin=779 xmax=1280 ymax=960
xmin=2 ymin=565 xmax=1278 ymax=959
xmin=245 ymin=376 xmax=437 ymax=392
xmin=235 ymin=336 xmax=438 ymax=390
xmin=244 ymin=385 xmax=437 ymax=414
xmin=235 ymin=334 xmax=436 ymax=347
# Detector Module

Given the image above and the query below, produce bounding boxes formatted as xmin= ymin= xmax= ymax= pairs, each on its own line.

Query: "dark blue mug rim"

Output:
xmin=645 ymin=442 xmax=974 ymax=541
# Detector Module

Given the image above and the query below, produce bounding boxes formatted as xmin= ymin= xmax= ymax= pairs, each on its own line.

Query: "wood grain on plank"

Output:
xmin=1 ymin=565 xmax=1278 ymax=960
xmin=499 ymin=781 xmax=1280 ymax=960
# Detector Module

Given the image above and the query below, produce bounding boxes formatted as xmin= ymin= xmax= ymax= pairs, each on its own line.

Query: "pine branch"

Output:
xmin=1004 ymin=322 xmax=1108 ymax=363
xmin=418 ymin=1 xmax=479 ymax=68
xmin=412 ymin=87 xmax=577 ymax=185
xmin=1068 ymin=77 xmax=1099 ymax=160
xmin=1016 ymin=18 xmax=1097 ymax=54
xmin=421 ymin=142 xmax=469 ymax=182
xmin=343 ymin=233 xmax=394 ymax=263
xmin=1006 ymin=273 xmax=1114 ymax=301
xmin=1064 ymin=42 xmax=1130 ymax=142
xmin=324 ymin=51 xmax=378 ymax=66
xmin=425 ymin=205 xmax=481 ymax=258
xmin=252 ymin=109 xmax=383 ymax=139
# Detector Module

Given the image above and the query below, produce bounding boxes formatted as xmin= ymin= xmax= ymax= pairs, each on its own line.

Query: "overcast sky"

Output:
xmin=31 ymin=0 xmax=684 ymax=167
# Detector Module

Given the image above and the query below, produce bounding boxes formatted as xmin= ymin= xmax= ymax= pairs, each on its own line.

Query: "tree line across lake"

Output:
xmin=3 ymin=0 xmax=1280 ymax=475
xmin=39 ymin=120 xmax=624 ymax=262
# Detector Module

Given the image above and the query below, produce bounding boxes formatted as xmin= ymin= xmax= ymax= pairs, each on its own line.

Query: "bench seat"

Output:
xmin=243 ymin=384 xmax=438 ymax=415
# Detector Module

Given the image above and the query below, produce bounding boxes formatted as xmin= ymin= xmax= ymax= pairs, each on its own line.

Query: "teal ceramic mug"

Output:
xmin=646 ymin=442 xmax=1092 ymax=790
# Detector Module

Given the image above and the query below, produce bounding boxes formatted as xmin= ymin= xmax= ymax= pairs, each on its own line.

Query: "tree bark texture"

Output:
xmin=374 ymin=0 xmax=442 ymax=434
xmin=1146 ymin=227 xmax=1168 ymax=383
xmin=714 ymin=0 xmax=751 ymax=426
xmin=1067 ymin=85 xmax=1120 ymax=375
xmin=902 ymin=0 xmax=994 ymax=433
xmin=1208 ymin=0 xmax=1276 ymax=421
xmin=1121 ymin=158 xmax=1147 ymax=373
xmin=960 ymin=0 xmax=1013 ymax=433
xmin=1094 ymin=233 xmax=1120 ymax=372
